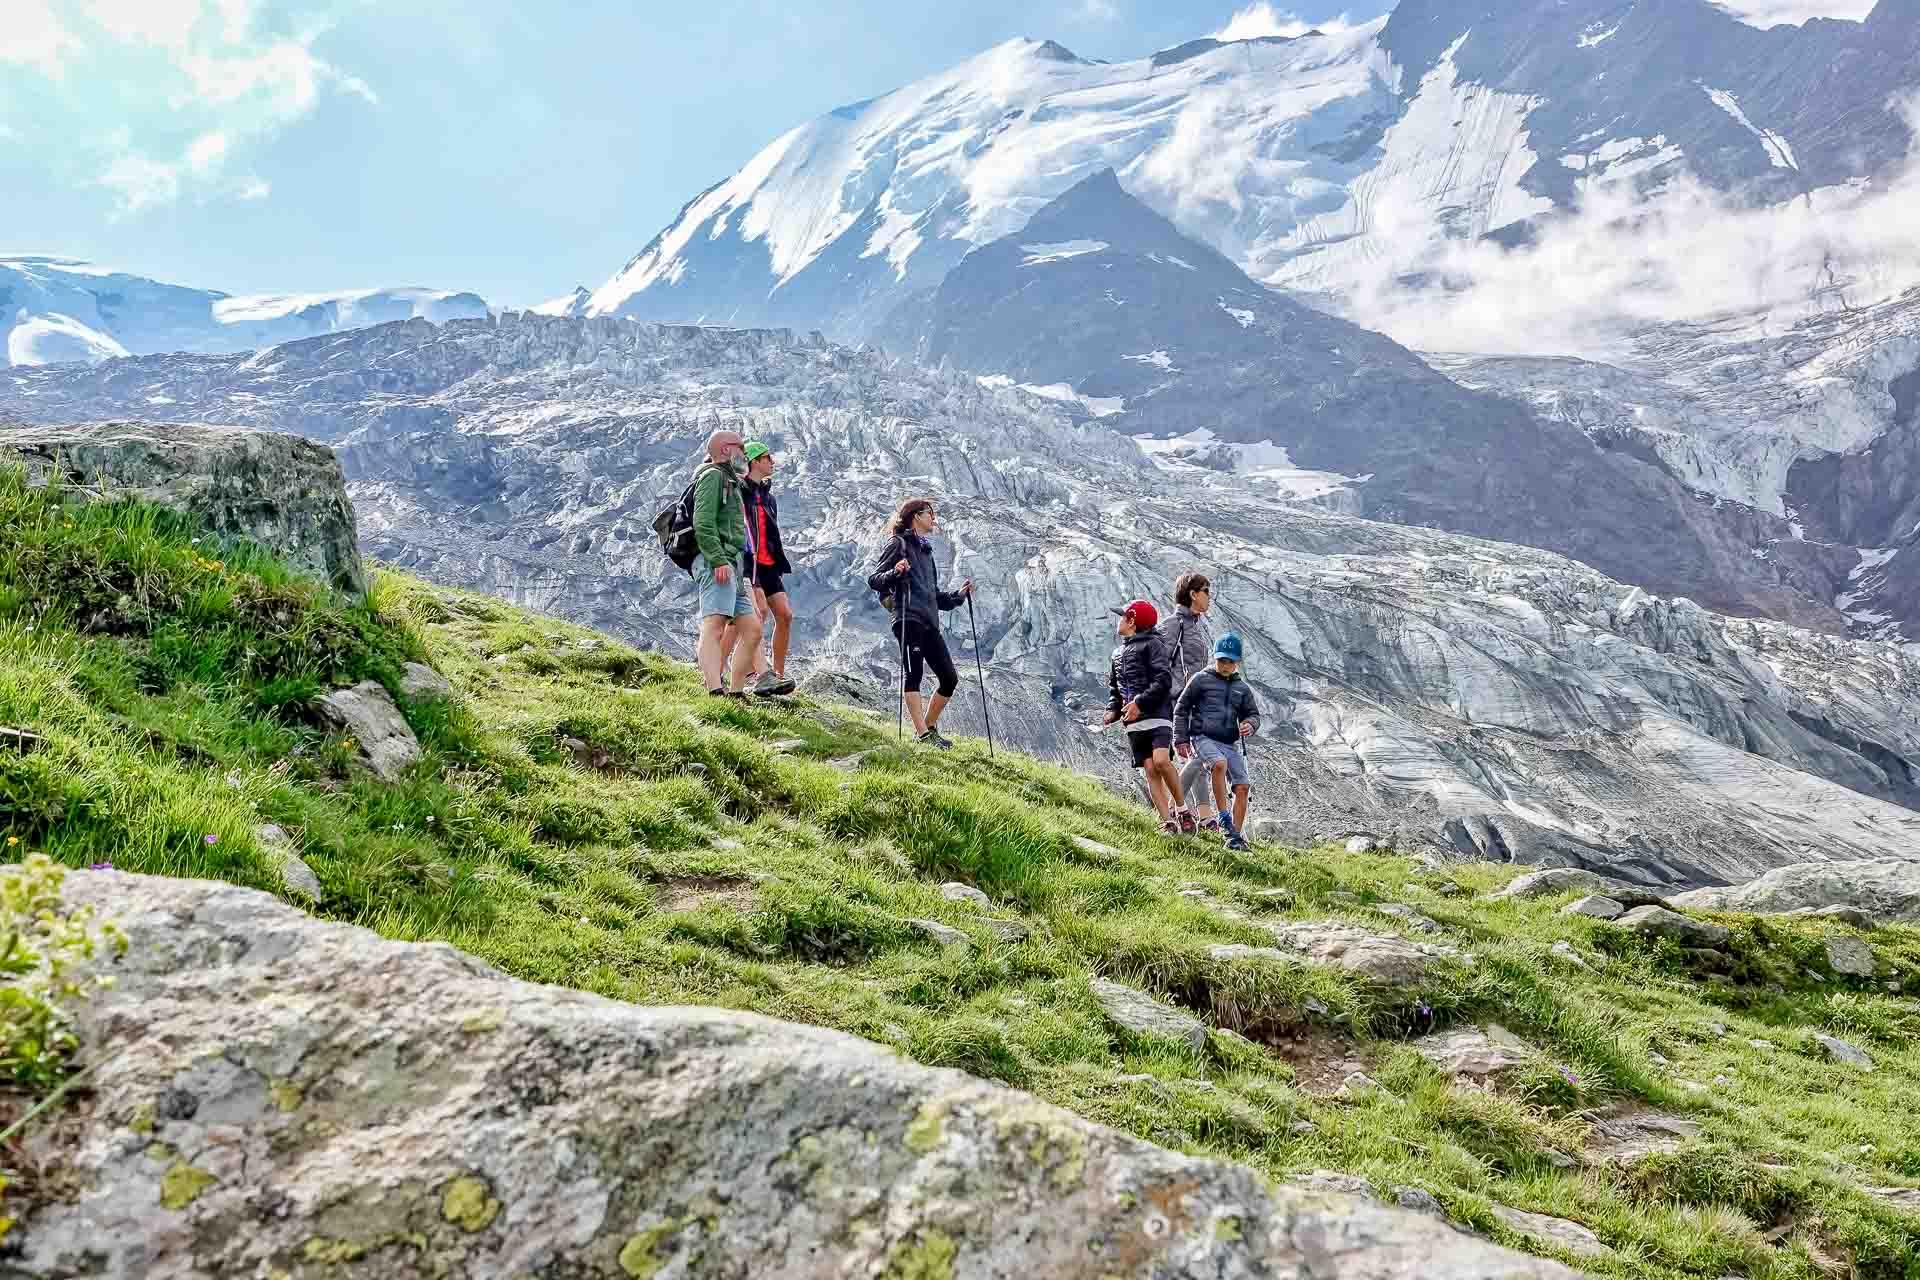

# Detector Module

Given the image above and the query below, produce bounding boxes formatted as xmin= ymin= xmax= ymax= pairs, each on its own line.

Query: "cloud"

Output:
xmin=1074 ymin=0 xmax=1121 ymax=20
xmin=1 ymin=0 xmax=375 ymax=213
xmin=1708 ymin=0 xmax=1877 ymax=28
xmin=1212 ymin=3 xmax=1359 ymax=41
xmin=1343 ymin=95 xmax=1920 ymax=357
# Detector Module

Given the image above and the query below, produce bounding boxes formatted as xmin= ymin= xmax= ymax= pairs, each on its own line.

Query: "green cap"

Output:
xmin=742 ymin=441 xmax=771 ymax=462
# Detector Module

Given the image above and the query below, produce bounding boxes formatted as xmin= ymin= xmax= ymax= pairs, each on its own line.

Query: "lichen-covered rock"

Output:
xmin=1411 ymin=1025 xmax=1533 ymax=1078
xmin=256 ymin=822 xmax=321 ymax=903
xmin=1488 ymin=1205 xmax=1618 ymax=1260
xmin=1668 ymin=858 xmax=1920 ymax=926
xmin=1813 ymin=1033 xmax=1874 ymax=1069
xmin=0 ymin=420 xmax=366 ymax=595
xmin=1490 ymin=869 xmax=1666 ymax=908
xmin=1612 ymin=905 xmax=1729 ymax=948
xmin=1825 ymin=936 xmax=1877 ymax=978
xmin=1264 ymin=920 xmax=1469 ymax=987
xmin=1581 ymin=1109 xmax=1701 ymax=1168
xmin=315 ymin=681 xmax=423 ymax=782
xmin=1090 ymin=977 xmax=1209 ymax=1054
xmin=398 ymin=662 xmax=454 ymax=701
xmin=15 ymin=873 xmax=1587 ymax=1279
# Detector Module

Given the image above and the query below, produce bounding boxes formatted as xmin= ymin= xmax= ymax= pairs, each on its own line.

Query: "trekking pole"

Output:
xmin=896 ymin=572 xmax=911 ymax=742
xmin=966 ymin=593 xmax=995 ymax=758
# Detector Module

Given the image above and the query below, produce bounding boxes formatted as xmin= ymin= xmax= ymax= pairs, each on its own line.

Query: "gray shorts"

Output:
xmin=1192 ymin=736 xmax=1250 ymax=789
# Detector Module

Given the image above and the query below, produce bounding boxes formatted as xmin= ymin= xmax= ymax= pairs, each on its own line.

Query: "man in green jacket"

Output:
xmin=692 ymin=429 xmax=762 ymax=697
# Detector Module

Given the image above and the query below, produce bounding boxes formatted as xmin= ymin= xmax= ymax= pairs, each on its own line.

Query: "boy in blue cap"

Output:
xmin=1173 ymin=631 xmax=1260 ymax=850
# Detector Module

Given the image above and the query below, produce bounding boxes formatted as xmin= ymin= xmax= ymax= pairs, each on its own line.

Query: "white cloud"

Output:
xmin=1709 ymin=0 xmax=1877 ymax=28
xmin=1075 ymin=0 xmax=1121 ymax=20
xmin=1212 ymin=3 xmax=1359 ymax=41
xmin=1346 ymin=94 xmax=1920 ymax=356
xmin=2 ymin=1 xmax=375 ymax=213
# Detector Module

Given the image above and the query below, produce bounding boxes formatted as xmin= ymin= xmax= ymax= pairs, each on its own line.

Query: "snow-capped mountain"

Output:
xmin=572 ymin=0 xmax=1920 ymax=347
xmin=0 ymin=256 xmax=490 ymax=367
xmin=5 ymin=312 xmax=1918 ymax=885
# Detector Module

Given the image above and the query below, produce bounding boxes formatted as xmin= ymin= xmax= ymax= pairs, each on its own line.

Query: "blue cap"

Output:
xmin=1212 ymin=632 xmax=1243 ymax=662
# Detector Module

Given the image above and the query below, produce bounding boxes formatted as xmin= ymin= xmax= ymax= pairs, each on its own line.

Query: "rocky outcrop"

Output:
xmin=1669 ymin=858 xmax=1920 ymax=925
xmin=13 ymin=872 xmax=1585 ymax=1278
xmin=0 ymin=420 xmax=366 ymax=596
xmin=315 ymin=681 xmax=422 ymax=781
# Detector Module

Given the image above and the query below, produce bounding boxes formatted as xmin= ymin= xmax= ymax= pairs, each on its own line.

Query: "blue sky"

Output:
xmin=0 ymin=0 xmax=1376 ymax=306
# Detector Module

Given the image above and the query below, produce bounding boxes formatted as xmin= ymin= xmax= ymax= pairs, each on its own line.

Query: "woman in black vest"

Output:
xmin=867 ymin=497 xmax=973 ymax=749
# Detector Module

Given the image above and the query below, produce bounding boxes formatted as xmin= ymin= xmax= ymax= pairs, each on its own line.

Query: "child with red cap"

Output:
xmin=1102 ymin=598 xmax=1192 ymax=834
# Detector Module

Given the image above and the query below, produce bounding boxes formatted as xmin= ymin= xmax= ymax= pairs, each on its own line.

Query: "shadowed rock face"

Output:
xmin=3 ymin=320 xmax=1918 ymax=886
xmin=17 ymin=870 xmax=1585 ymax=1280
xmin=0 ymin=419 xmax=366 ymax=597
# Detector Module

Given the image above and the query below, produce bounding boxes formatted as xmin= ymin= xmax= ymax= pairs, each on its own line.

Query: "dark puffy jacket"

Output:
xmin=1107 ymin=631 xmax=1172 ymax=723
xmin=743 ymin=479 xmax=793 ymax=576
xmin=1157 ymin=606 xmax=1212 ymax=696
xmin=866 ymin=531 xmax=962 ymax=628
xmin=1175 ymin=668 xmax=1260 ymax=746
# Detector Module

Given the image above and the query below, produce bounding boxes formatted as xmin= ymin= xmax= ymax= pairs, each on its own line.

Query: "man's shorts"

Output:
xmin=1192 ymin=735 xmax=1251 ymax=788
xmin=696 ymin=555 xmax=755 ymax=620
xmin=751 ymin=562 xmax=786 ymax=598
xmin=1127 ymin=725 xmax=1174 ymax=769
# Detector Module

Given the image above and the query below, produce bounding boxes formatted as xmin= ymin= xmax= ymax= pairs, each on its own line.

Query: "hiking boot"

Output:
xmin=751 ymin=670 xmax=796 ymax=697
xmin=1224 ymin=832 xmax=1251 ymax=851
xmin=1176 ymin=808 xmax=1198 ymax=835
xmin=916 ymin=729 xmax=954 ymax=751
xmin=1161 ymin=819 xmax=1180 ymax=836
xmin=1197 ymin=815 xmax=1222 ymax=833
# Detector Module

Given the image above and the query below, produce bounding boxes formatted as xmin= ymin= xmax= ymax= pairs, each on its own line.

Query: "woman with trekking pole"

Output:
xmin=867 ymin=497 xmax=973 ymax=751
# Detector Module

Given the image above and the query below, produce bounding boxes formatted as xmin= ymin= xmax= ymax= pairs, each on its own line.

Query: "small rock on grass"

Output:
xmin=398 ymin=662 xmax=453 ymax=701
xmin=1411 ymin=1024 xmax=1532 ymax=1078
xmin=939 ymin=882 xmax=992 ymax=908
xmin=315 ymin=681 xmax=422 ymax=782
xmin=980 ymin=918 xmax=1030 ymax=944
xmin=902 ymin=918 xmax=970 ymax=950
xmin=1548 ymin=940 xmax=1597 ymax=971
xmin=1395 ymin=1187 xmax=1445 ymax=1218
xmin=1069 ymin=835 xmax=1124 ymax=861
xmin=257 ymin=824 xmax=321 ymax=903
xmin=1290 ymin=1171 xmax=1379 ymax=1199
xmin=1374 ymin=903 xmax=1442 ymax=933
xmin=1487 ymin=1206 xmax=1618 ymax=1260
xmin=1812 ymin=1033 xmax=1873 ymax=1070
xmin=1089 ymin=977 xmax=1208 ymax=1054
xmin=1825 ymin=936 xmax=1876 ymax=978
xmin=1491 ymin=868 xmax=1666 ymax=908
xmin=1265 ymin=920 xmax=1467 ymax=988
xmin=1612 ymin=904 xmax=1729 ymax=948
xmin=1561 ymin=894 xmax=1625 ymax=920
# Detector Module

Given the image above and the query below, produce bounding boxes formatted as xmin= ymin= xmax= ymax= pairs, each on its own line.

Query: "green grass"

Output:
xmin=4 ymin=465 xmax=1919 ymax=1278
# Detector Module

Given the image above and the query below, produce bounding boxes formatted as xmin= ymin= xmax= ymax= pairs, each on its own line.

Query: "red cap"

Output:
xmin=1110 ymin=599 xmax=1158 ymax=629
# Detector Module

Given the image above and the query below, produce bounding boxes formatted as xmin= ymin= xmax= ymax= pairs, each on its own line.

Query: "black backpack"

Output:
xmin=654 ymin=465 xmax=718 ymax=574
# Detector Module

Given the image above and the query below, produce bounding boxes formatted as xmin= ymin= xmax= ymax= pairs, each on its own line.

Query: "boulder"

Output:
xmin=0 ymin=420 xmax=366 ymax=596
xmin=18 ymin=872 xmax=1586 ymax=1279
xmin=1612 ymin=905 xmax=1729 ymax=948
xmin=1490 ymin=868 xmax=1667 ymax=907
xmin=398 ymin=662 xmax=454 ymax=701
xmin=1264 ymin=920 xmax=1469 ymax=987
xmin=1812 ymin=1033 xmax=1874 ymax=1069
xmin=315 ymin=681 xmax=423 ymax=781
xmin=1090 ymin=977 xmax=1209 ymax=1054
xmin=1668 ymin=858 xmax=1920 ymax=926
xmin=1411 ymin=1025 xmax=1533 ymax=1078
xmin=1560 ymin=894 xmax=1624 ymax=920
xmin=255 ymin=823 xmax=321 ymax=904
xmin=1825 ymin=936 xmax=1876 ymax=978
xmin=1487 ymin=1206 xmax=1618 ymax=1260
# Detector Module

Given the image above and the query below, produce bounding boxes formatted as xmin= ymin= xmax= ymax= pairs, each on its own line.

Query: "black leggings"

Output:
xmin=894 ymin=617 xmax=959 ymax=698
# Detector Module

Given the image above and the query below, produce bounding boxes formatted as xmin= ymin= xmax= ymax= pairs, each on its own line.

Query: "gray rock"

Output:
xmin=903 ymin=918 xmax=970 ymax=950
xmin=20 ymin=872 xmax=1586 ymax=1280
xmin=1394 ymin=1187 xmax=1446 ymax=1218
xmin=0 ymin=420 xmax=366 ymax=595
xmin=1206 ymin=943 xmax=1296 ymax=967
xmin=1069 ymin=834 xmax=1124 ymax=861
xmin=1375 ymin=903 xmax=1443 ymax=934
xmin=1337 ymin=1071 xmax=1386 ymax=1098
xmin=254 ymin=823 xmax=320 ymax=904
xmin=765 ymin=738 xmax=808 ymax=753
xmin=1343 ymin=835 xmax=1378 ymax=854
xmin=1411 ymin=1025 xmax=1533 ymax=1078
xmin=1090 ymin=978 xmax=1209 ymax=1054
xmin=1861 ymin=1186 xmax=1920 ymax=1214
xmin=314 ymin=680 xmax=422 ymax=781
xmin=1541 ymin=1151 xmax=1577 ymax=1171
xmin=1561 ymin=894 xmax=1625 ymax=921
xmin=1583 ymin=1109 xmax=1702 ymax=1167
xmin=1669 ymin=859 xmax=1920 ymax=927
xmin=1492 ymin=869 xmax=1666 ymax=908
xmin=1246 ymin=816 xmax=1285 ymax=843
xmin=1813 ymin=1033 xmax=1874 ymax=1069
xmin=1612 ymin=905 xmax=1730 ymax=948
xmin=1289 ymin=1171 xmax=1379 ymax=1200
xmin=1824 ymin=936 xmax=1877 ymax=978
xmin=1251 ymin=887 xmax=1294 ymax=906
xmin=980 ymin=918 xmax=1031 ymax=945
xmin=398 ymin=661 xmax=454 ymax=701
xmin=1264 ymin=920 xmax=1469 ymax=988
xmin=1487 ymin=1205 xmax=1618 ymax=1260
xmin=1548 ymin=940 xmax=1593 ymax=971
xmin=939 ymin=882 xmax=993 ymax=909
xmin=1783 ymin=905 xmax=1877 ymax=928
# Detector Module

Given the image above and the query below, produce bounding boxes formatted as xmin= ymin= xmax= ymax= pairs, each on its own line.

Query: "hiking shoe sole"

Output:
xmin=752 ymin=676 xmax=797 ymax=697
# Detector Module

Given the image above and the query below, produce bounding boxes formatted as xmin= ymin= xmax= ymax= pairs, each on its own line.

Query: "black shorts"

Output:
xmin=1128 ymin=726 xmax=1173 ymax=769
xmin=751 ymin=563 xmax=785 ymax=597
xmin=893 ymin=617 xmax=960 ymax=698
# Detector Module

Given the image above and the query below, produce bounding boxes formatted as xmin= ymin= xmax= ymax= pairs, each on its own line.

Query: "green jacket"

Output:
xmin=691 ymin=462 xmax=747 ymax=567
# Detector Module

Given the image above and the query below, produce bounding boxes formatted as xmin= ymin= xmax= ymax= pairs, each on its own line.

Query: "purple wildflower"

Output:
xmin=204 ymin=834 xmax=218 ymax=846
xmin=89 ymin=861 xmax=113 ymax=870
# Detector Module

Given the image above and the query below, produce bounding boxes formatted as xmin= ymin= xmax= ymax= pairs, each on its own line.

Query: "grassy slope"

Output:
xmin=3 ymin=470 xmax=1918 ymax=1278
